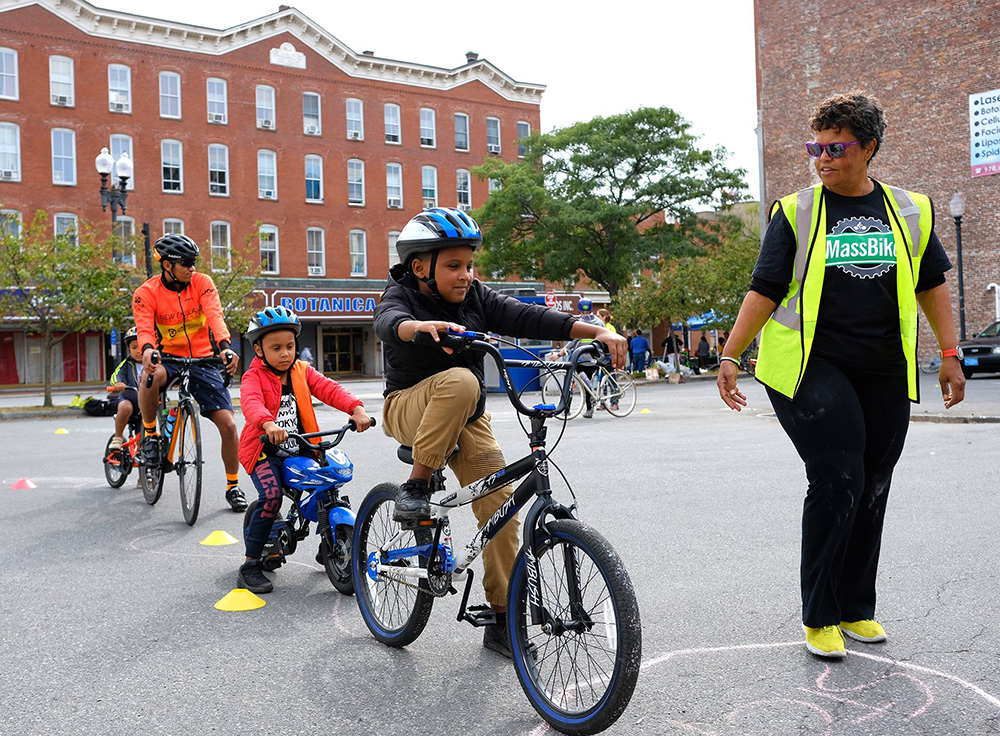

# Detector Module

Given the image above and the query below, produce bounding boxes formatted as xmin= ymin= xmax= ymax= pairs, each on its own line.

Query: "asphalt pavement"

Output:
xmin=1 ymin=372 xmax=998 ymax=735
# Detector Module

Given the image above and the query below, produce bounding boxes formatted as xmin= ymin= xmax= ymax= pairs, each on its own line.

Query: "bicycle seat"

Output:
xmin=397 ymin=445 xmax=459 ymax=465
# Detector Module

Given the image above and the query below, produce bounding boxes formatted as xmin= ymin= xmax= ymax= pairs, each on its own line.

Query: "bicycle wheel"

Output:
xmin=919 ymin=354 xmax=940 ymax=374
xmin=103 ymin=434 xmax=128 ymax=488
xmin=508 ymin=519 xmax=641 ymax=736
xmin=320 ymin=523 xmax=356 ymax=596
xmin=139 ymin=431 xmax=164 ymax=506
xmin=353 ymin=483 xmax=434 ymax=647
xmin=541 ymin=369 xmax=585 ymax=420
xmin=176 ymin=401 xmax=203 ymax=526
xmin=600 ymin=370 xmax=637 ymax=418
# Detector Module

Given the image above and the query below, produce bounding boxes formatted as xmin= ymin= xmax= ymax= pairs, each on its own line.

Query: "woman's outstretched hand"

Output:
xmin=717 ymin=361 xmax=747 ymax=411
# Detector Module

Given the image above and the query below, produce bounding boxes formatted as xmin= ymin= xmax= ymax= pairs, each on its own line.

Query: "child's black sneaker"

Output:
xmin=483 ymin=612 xmax=512 ymax=658
xmin=236 ymin=560 xmax=273 ymax=594
xmin=393 ymin=478 xmax=431 ymax=521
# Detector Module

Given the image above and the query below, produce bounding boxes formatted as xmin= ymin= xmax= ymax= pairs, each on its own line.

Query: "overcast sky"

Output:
xmin=100 ymin=0 xmax=761 ymax=200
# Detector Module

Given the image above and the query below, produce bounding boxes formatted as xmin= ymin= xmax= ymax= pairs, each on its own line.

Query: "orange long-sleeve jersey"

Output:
xmin=132 ymin=272 xmax=232 ymax=357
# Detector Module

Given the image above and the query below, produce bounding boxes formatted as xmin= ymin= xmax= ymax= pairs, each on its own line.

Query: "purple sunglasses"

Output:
xmin=806 ymin=140 xmax=860 ymax=159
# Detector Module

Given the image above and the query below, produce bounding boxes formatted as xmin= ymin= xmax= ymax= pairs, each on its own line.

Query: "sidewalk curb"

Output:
xmin=0 ymin=408 xmax=85 ymax=421
xmin=910 ymin=414 xmax=1000 ymax=424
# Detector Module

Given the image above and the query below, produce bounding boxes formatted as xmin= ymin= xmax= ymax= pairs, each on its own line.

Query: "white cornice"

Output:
xmin=0 ymin=0 xmax=545 ymax=104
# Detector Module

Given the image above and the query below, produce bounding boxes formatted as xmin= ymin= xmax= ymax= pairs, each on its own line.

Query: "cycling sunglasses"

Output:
xmin=174 ymin=257 xmax=197 ymax=268
xmin=805 ymin=140 xmax=860 ymax=159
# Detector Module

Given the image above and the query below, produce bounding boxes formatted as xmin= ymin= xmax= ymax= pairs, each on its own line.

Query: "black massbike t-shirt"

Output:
xmin=752 ymin=182 xmax=952 ymax=375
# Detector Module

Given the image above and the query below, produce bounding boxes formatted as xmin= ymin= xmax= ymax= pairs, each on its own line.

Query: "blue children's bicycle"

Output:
xmin=243 ymin=419 xmax=374 ymax=594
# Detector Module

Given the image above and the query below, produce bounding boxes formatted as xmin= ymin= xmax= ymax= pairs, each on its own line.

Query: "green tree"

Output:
xmin=202 ymin=225 xmax=264 ymax=338
xmin=472 ymin=106 xmax=746 ymax=297
xmin=0 ymin=211 xmax=142 ymax=406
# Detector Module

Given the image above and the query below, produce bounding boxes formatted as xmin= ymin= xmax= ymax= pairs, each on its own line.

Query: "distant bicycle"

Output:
xmin=540 ymin=358 xmax=636 ymax=420
xmin=103 ymin=399 xmax=141 ymax=489
xmin=919 ymin=353 xmax=942 ymax=374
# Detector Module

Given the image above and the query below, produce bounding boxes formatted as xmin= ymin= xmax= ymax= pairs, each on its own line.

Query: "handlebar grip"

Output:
xmin=143 ymin=351 xmax=160 ymax=388
xmin=348 ymin=417 xmax=377 ymax=431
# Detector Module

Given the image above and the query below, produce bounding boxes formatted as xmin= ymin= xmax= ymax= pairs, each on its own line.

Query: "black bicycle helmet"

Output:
xmin=154 ymin=233 xmax=200 ymax=262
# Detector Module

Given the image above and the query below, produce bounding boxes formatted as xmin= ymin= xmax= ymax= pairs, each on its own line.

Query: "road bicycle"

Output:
xmin=138 ymin=353 xmax=228 ymax=526
xmin=540 ymin=357 xmax=636 ymax=420
xmin=353 ymin=332 xmax=641 ymax=735
xmin=103 ymin=402 xmax=141 ymax=489
xmin=242 ymin=420 xmax=375 ymax=594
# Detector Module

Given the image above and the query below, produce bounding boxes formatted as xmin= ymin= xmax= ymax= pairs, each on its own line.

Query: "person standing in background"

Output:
xmin=300 ymin=344 xmax=314 ymax=366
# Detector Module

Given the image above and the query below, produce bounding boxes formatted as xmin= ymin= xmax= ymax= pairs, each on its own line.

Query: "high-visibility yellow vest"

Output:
xmin=755 ymin=181 xmax=932 ymax=402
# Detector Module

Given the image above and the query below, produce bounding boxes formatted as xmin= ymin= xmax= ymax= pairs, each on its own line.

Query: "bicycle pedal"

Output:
xmin=397 ymin=517 xmax=439 ymax=531
xmin=464 ymin=604 xmax=497 ymax=627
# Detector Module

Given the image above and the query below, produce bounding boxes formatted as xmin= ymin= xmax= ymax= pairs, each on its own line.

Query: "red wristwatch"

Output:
xmin=939 ymin=348 xmax=959 ymax=358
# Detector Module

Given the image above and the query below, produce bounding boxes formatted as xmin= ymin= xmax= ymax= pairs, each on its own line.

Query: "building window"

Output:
xmin=305 ymin=155 xmax=323 ymax=202
xmin=54 ymin=212 xmax=78 ymax=246
xmin=488 ymin=178 xmax=501 ymax=195
xmin=159 ymin=72 xmax=181 ymax=119
xmin=0 ymin=123 xmax=20 ymax=181
xmin=348 ymin=159 xmax=365 ymax=205
xmin=388 ymin=231 xmax=401 ymax=268
xmin=421 ymin=166 xmax=437 ymax=208
xmin=456 ymin=169 xmax=471 ymax=211
xmin=384 ymin=103 xmax=401 ymax=144
xmin=303 ymin=92 xmax=322 ymax=135
xmin=206 ymin=78 xmax=227 ymax=124
xmin=486 ymin=118 xmax=501 ymax=154
xmin=256 ymin=85 xmax=276 ymax=129
xmin=210 ymin=221 xmax=231 ymax=270
xmin=0 ymin=48 xmax=18 ymax=100
xmin=51 ymin=128 xmax=76 ymax=186
xmin=386 ymin=163 xmax=403 ymax=209
xmin=420 ymin=108 xmax=436 ymax=147
xmin=258 ymin=150 xmax=277 ymax=199
xmin=346 ymin=98 xmax=363 ymax=140
xmin=517 ymin=121 xmax=531 ymax=157
xmin=110 ymin=133 xmax=134 ymax=190
xmin=259 ymin=224 xmax=279 ymax=274
xmin=0 ymin=209 xmax=22 ymax=238
xmin=454 ymin=113 xmax=469 ymax=152
xmin=49 ymin=56 xmax=74 ymax=107
xmin=113 ymin=216 xmax=136 ymax=265
xmin=163 ymin=218 xmax=184 ymax=235
xmin=161 ymin=140 xmax=183 ymax=193
xmin=208 ymin=143 xmax=229 ymax=196
xmin=307 ymin=228 xmax=325 ymax=276
xmin=108 ymin=64 xmax=131 ymax=113
xmin=349 ymin=230 xmax=367 ymax=277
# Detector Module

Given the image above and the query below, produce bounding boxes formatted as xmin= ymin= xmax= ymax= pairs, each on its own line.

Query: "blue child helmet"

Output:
xmin=394 ymin=207 xmax=482 ymax=266
xmin=578 ymin=298 xmax=593 ymax=313
xmin=247 ymin=306 xmax=301 ymax=344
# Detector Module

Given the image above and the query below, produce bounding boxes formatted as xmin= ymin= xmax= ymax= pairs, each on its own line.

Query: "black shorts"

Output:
xmin=162 ymin=361 xmax=234 ymax=416
xmin=116 ymin=395 xmax=139 ymax=415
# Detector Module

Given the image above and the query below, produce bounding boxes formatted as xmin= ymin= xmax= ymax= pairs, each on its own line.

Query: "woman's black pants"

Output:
xmin=766 ymin=359 xmax=910 ymax=628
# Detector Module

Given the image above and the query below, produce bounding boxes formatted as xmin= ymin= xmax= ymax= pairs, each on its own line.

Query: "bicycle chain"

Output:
xmin=375 ymin=567 xmax=452 ymax=598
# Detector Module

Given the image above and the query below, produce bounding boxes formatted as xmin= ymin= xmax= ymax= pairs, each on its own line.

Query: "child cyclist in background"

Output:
xmin=236 ymin=307 xmax=372 ymax=594
xmin=373 ymin=207 xmax=627 ymax=657
xmin=108 ymin=326 xmax=142 ymax=451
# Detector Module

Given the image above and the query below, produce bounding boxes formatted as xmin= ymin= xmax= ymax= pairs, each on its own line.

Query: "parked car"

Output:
xmin=958 ymin=321 xmax=1000 ymax=378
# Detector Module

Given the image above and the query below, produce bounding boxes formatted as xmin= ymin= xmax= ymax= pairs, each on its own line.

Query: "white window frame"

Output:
xmin=307 ymin=227 xmax=325 ymax=276
xmin=162 ymin=218 xmax=184 ymax=235
xmin=206 ymin=78 xmax=228 ymax=124
xmin=456 ymin=168 xmax=471 ymax=211
xmin=210 ymin=220 xmax=231 ymax=271
xmin=0 ymin=122 xmax=21 ymax=182
xmin=113 ymin=216 xmax=136 ymax=265
xmin=303 ymin=92 xmax=322 ymax=135
xmin=54 ymin=212 xmax=78 ymax=246
xmin=454 ymin=112 xmax=470 ymax=152
xmin=486 ymin=117 xmax=501 ymax=154
xmin=51 ymin=128 xmax=77 ymax=186
xmin=388 ymin=230 xmax=401 ymax=268
xmin=0 ymin=209 xmax=22 ymax=239
xmin=49 ymin=56 xmax=74 ymax=107
xmin=488 ymin=178 xmax=501 ymax=194
xmin=421 ymin=166 xmax=438 ymax=208
xmin=386 ymin=162 xmax=403 ymax=209
xmin=0 ymin=48 xmax=18 ymax=101
xmin=108 ymin=64 xmax=131 ymax=113
xmin=384 ymin=103 xmax=401 ymax=144
xmin=257 ymin=149 xmax=277 ymax=199
xmin=259 ymin=224 xmax=279 ymax=275
xmin=159 ymin=71 xmax=181 ymax=119
xmin=347 ymin=159 xmax=365 ymax=206
xmin=346 ymin=98 xmax=363 ymax=140
xmin=517 ymin=121 xmax=531 ymax=158
xmin=420 ymin=108 xmax=436 ymax=148
xmin=160 ymin=139 xmax=183 ymax=193
xmin=349 ymin=229 xmax=367 ymax=277
xmin=256 ymin=85 xmax=276 ymax=129
xmin=305 ymin=154 xmax=323 ymax=203
xmin=110 ymin=134 xmax=134 ymax=190
xmin=208 ymin=143 xmax=229 ymax=196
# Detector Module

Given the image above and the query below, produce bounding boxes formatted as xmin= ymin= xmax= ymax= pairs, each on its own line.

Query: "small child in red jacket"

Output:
xmin=236 ymin=307 xmax=371 ymax=594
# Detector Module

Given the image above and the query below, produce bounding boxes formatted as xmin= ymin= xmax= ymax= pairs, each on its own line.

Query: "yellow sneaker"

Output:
xmin=840 ymin=619 xmax=887 ymax=642
xmin=804 ymin=625 xmax=846 ymax=658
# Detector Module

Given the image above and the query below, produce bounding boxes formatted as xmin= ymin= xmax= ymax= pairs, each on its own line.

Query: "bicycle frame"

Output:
xmin=159 ymin=370 xmax=196 ymax=466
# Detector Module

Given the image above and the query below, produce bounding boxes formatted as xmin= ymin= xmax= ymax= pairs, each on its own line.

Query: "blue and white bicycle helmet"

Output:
xmin=247 ymin=306 xmax=301 ymax=344
xmin=578 ymin=298 xmax=593 ymax=313
xmin=394 ymin=207 xmax=482 ymax=265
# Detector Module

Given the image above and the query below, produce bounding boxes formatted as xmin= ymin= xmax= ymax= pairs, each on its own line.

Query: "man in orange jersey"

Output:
xmin=132 ymin=233 xmax=247 ymax=512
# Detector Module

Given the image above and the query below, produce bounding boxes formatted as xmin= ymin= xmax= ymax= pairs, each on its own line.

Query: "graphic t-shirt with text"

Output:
xmin=270 ymin=383 xmax=302 ymax=454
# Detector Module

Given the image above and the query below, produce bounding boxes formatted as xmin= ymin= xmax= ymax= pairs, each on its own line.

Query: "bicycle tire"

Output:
xmin=600 ymin=370 xmax=637 ymax=418
xmin=541 ymin=369 xmax=585 ymax=420
xmin=321 ymin=523 xmax=356 ymax=596
xmin=353 ymin=482 xmax=434 ymax=647
xmin=103 ymin=434 xmax=128 ymax=488
xmin=139 ymin=429 xmax=164 ymax=506
xmin=176 ymin=401 xmax=203 ymax=526
xmin=508 ymin=519 xmax=641 ymax=736
xmin=919 ymin=354 xmax=940 ymax=374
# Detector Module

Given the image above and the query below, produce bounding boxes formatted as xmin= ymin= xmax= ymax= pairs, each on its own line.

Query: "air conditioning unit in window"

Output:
xmin=209 ymin=113 xmax=226 ymax=123
xmin=0 ymin=170 xmax=17 ymax=180
xmin=348 ymin=130 xmax=361 ymax=140
xmin=259 ymin=189 xmax=275 ymax=199
xmin=259 ymin=119 xmax=274 ymax=129
xmin=308 ymin=265 xmax=324 ymax=276
xmin=53 ymin=171 xmax=64 ymax=182
xmin=487 ymin=144 xmax=501 ymax=154
xmin=305 ymin=125 xmax=320 ymax=135
xmin=387 ymin=197 xmax=402 ymax=209
xmin=423 ymin=199 xmax=436 ymax=209
xmin=51 ymin=95 xmax=71 ymax=106
xmin=458 ymin=203 xmax=471 ymax=212
xmin=210 ymin=183 xmax=226 ymax=194
xmin=111 ymin=102 xmax=128 ymax=112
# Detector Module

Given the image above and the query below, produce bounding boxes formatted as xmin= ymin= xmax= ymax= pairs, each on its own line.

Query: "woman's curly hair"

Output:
xmin=809 ymin=90 xmax=887 ymax=160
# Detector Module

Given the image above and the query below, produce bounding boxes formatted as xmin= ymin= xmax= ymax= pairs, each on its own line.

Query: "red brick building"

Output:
xmin=754 ymin=0 xmax=1000 ymax=348
xmin=0 ymin=0 xmax=545 ymax=383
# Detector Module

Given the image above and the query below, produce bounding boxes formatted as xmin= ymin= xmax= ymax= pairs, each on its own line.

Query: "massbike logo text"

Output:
xmin=826 ymin=216 xmax=897 ymax=279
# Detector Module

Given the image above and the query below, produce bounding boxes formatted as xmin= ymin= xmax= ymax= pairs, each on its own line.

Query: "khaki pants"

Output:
xmin=382 ymin=367 xmax=519 ymax=609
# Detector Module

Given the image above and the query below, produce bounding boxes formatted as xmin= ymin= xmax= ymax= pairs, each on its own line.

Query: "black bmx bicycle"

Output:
xmin=352 ymin=332 xmax=641 ymax=735
xmin=138 ymin=353 xmax=228 ymax=526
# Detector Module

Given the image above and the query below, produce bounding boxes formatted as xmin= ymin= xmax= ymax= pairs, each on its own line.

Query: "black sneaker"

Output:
xmin=393 ymin=478 xmax=431 ymax=522
xmin=139 ymin=434 xmax=161 ymax=467
xmin=483 ymin=612 xmax=512 ymax=658
xmin=236 ymin=560 xmax=273 ymax=594
xmin=226 ymin=487 xmax=248 ymax=512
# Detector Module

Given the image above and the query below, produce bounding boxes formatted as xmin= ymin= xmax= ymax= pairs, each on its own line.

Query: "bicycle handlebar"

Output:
xmin=144 ymin=351 xmax=230 ymax=389
xmin=258 ymin=418 xmax=377 ymax=459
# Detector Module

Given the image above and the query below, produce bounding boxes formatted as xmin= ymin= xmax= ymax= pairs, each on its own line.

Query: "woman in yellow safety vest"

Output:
xmin=717 ymin=91 xmax=965 ymax=659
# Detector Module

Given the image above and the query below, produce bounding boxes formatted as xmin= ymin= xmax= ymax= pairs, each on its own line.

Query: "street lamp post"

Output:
xmin=94 ymin=147 xmax=152 ymax=279
xmin=949 ymin=191 xmax=967 ymax=341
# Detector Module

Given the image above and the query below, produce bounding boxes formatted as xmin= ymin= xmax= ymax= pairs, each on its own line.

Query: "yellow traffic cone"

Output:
xmin=640 ymin=408 xmax=651 ymax=414
xmin=214 ymin=589 xmax=266 ymax=612
xmin=55 ymin=428 xmax=69 ymax=435
xmin=200 ymin=530 xmax=239 ymax=546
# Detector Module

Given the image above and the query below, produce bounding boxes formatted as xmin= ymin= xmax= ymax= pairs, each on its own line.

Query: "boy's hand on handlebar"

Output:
xmin=409 ymin=320 xmax=465 ymax=354
xmin=350 ymin=406 xmax=373 ymax=432
xmin=110 ymin=382 xmax=127 ymax=393
xmin=596 ymin=330 xmax=628 ymax=369
xmin=261 ymin=421 xmax=288 ymax=445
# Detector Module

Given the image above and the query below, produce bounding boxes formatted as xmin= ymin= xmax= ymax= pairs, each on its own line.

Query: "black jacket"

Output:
xmin=374 ymin=264 xmax=576 ymax=420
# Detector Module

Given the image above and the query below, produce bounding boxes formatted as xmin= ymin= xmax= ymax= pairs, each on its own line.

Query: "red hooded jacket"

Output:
xmin=238 ymin=357 xmax=364 ymax=474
